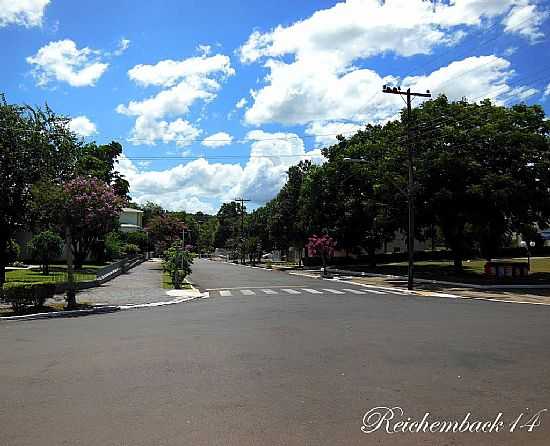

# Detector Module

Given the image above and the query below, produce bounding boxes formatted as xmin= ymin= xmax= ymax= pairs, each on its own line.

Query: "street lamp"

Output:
xmin=520 ymin=240 xmax=536 ymax=271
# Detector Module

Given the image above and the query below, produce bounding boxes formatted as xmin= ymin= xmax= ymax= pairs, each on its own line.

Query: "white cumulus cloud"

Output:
xmin=128 ymin=53 xmax=234 ymax=87
xmin=27 ymin=39 xmax=109 ymax=87
xmin=119 ymin=52 xmax=235 ymax=146
xmin=240 ymin=0 xmax=545 ymax=127
xmin=502 ymin=3 xmax=549 ymax=43
xmin=69 ymin=115 xmax=97 ymax=136
xmin=0 ymin=0 xmax=49 ymax=28
xmin=235 ymin=97 xmax=248 ymax=109
xmin=305 ymin=121 xmax=364 ymax=147
xmin=202 ymin=132 xmax=233 ymax=148
xmin=117 ymin=131 xmax=324 ymax=212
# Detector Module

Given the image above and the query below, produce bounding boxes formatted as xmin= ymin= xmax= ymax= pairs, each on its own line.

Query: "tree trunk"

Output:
xmin=73 ymin=245 xmax=87 ymax=271
xmin=453 ymin=256 xmax=463 ymax=272
xmin=0 ymin=235 xmax=7 ymax=286
xmin=368 ymin=246 xmax=377 ymax=268
xmin=65 ymin=227 xmax=77 ymax=309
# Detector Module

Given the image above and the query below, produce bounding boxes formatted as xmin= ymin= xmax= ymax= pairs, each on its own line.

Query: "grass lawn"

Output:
xmin=339 ymin=257 xmax=550 ymax=284
xmin=6 ymin=266 xmax=97 ymax=284
xmin=162 ymin=271 xmax=192 ymax=290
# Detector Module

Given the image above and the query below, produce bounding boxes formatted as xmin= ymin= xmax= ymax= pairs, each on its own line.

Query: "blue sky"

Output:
xmin=2 ymin=0 xmax=550 ymax=214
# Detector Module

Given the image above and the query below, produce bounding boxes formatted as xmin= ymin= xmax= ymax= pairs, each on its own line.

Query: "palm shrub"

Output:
xmin=162 ymin=242 xmax=193 ymax=289
xmin=27 ymin=230 xmax=63 ymax=274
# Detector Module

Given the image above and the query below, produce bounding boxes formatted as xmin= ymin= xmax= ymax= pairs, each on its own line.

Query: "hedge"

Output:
xmin=1 ymin=282 xmax=56 ymax=314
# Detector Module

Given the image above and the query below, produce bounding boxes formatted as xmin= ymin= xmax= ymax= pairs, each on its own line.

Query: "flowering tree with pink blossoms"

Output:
xmin=63 ymin=177 xmax=126 ymax=269
xmin=306 ymin=234 xmax=336 ymax=276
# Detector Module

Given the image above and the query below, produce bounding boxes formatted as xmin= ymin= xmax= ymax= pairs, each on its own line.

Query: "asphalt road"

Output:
xmin=1 ymin=259 xmax=549 ymax=445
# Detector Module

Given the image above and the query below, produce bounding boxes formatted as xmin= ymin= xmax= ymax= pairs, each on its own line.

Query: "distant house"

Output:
xmin=119 ymin=208 xmax=144 ymax=233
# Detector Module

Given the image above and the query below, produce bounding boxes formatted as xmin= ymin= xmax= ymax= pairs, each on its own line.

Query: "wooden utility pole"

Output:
xmin=234 ymin=197 xmax=250 ymax=264
xmin=382 ymin=85 xmax=431 ymax=290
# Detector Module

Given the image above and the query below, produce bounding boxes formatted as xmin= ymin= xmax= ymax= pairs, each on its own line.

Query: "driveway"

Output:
xmin=75 ymin=260 xmax=167 ymax=306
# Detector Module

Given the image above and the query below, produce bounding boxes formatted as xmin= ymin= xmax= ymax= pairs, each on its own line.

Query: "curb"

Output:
xmin=326 ymin=268 xmax=550 ymax=290
xmin=288 ymin=270 xmax=550 ymax=307
xmin=0 ymin=305 xmax=121 ymax=321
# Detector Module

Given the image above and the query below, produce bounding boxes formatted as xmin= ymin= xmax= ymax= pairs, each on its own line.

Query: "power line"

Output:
xmin=0 ymin=124 xmax=361 ymax=143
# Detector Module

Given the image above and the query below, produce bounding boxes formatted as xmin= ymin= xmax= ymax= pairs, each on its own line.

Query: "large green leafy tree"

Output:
xmin=413 ymin=97 xmax=550 ymax=268
xmin=75 ymin=141 xmax=130 ymax=199
xmin=0 ymin=97 xmax=82 ymax=285
xmin=214 ymin=202 xmax=241 ymax=249
xmin=268 ymin=161 xmax=312 ymax=264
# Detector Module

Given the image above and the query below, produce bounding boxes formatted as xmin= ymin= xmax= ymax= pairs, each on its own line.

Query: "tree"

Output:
xmin=27 ymin=230 xmax=63 ymax=275
xmin=63 ymin=177 xmax=126 ymax=269
xmin=413 ymin=97 xmax=550 ymax=268
xmin=75 ymin=141 xmax=129 ymax=199
xmin=140 ymin=201 xmax=164 ymax=226
xmin=269 ymin=161 xmax=312 ymax=265
xmin=32 ymin=177 xmax=125 ymax=268
xmin=162 ymin=242 xmax=193 ymax=289
xmin=146 ymin=214 xmax=186 ymax=254
xmin=0 ymin=97 xmax=83 ymax=285
xmin=214 ymin=202 xmax=241 ymax=249
xmin=306 ymin=234 xmax=336 ymax=276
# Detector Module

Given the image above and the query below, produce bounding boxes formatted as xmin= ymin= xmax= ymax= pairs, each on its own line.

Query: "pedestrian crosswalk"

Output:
xmin=208 ymin=287 xmax=394 ymax=297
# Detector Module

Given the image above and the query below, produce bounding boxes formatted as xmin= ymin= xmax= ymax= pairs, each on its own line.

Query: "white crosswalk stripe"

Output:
xmin=262 ymin=289 xmax=278 ymax=294
xmin=219 ymin=290 xmax=232 ymax=296
xmin=322 ymin=289 xmax=345 ymax=294
xmin=303 ymin=288 xmax=323 ymax=294
xmin=240 ymin=289 xmax=256 ymax=295
xmin=342 ymin=288 xmax=366 ymax=295
xmin=282 ymin=289 xmax=301 ymax=294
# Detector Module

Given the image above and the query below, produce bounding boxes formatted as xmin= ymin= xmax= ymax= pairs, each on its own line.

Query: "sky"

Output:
xmin=2 ymin=0 xmax=550 ymax=214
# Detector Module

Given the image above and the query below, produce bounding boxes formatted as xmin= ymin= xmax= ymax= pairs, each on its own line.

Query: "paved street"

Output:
xmin=1 ymin=259 xmax=550 ymax=445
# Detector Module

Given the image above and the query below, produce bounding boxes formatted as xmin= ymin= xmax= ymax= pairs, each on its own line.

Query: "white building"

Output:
xmin=119 ymin=208 xmax=144 ymax=233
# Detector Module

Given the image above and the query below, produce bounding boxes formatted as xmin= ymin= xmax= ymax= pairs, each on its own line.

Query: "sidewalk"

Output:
xmin=330 ymin=269 xmax=550 ymax=305
xmin=49 ymin=260 xmax=172 ymax=306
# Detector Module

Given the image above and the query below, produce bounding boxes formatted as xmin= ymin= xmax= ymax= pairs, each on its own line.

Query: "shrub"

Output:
xmin=27 ymin=230 xmax=64 ymax=275
xmin=162 ymin=242 xmax=193 ymax=289
xmin=124 ymin=243 xmax=141 ymax=258
xmin=1 ymin=282 xmax=56 ymax=314
xmin=6 ymin=239 xmax=20 ymax=265
xmin=105 ymin=231 xmax=123 ymax=260
xmin=125 ymin=231 xmax=148 ymax=252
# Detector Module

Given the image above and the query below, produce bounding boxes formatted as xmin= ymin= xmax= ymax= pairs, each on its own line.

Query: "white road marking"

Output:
xmin=364 ymin=289 xmax=387 ymax=295
xmin=303 ymin=288 xmax=323 ymax=294
xmin=282 ymin=289 xmax=301 ymax=294
xmin=219 ymin=290 xmax=232 ymax=297
xmin=240 ymin=289 xmax=256 ymax=295
xmin=262 ymin=289 xmax=278 ymax=294
xmin=322 ymin=289 xmax=345 ymax=294
xmin=342 ymin=288 xmax=366 ymax=295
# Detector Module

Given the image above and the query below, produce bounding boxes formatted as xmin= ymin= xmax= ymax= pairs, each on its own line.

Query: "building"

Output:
xmin=119 ymin=208 xmax=144 ymax=233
